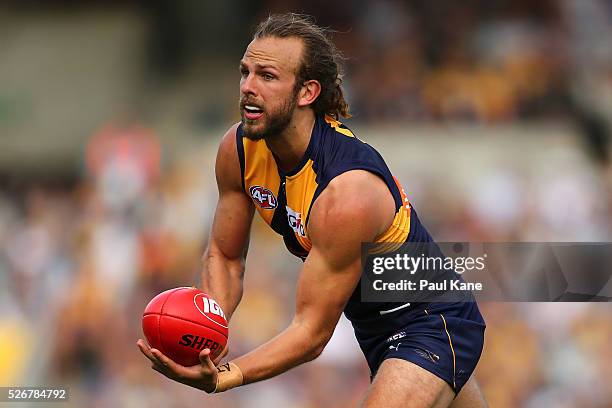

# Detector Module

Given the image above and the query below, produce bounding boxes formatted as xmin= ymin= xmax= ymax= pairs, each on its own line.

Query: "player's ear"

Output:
xmin=297 ymin=79 xmax=321 ymax=108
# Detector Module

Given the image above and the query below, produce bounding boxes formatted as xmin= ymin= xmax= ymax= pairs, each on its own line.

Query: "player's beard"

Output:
xmin=240 ymin=89 xmax=299 ymax=141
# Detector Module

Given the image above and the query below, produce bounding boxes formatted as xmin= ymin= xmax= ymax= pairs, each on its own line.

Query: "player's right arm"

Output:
xmin=200 ymin=124 xmax=254 ymax=321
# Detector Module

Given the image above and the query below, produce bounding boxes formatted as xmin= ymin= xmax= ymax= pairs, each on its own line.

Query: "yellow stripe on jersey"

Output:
xmin=324 ymin=115 xmax=355 ymax=137
xmin=243 ymin=138 xmax=280 ymax=225
xmin=284 ymin=159 xmax=318 ymax=251
xmin=371 ymin=205 xmax=411 ymax=254
xmin=370 ymin=177 xmax=412 ymax=253
xmin=440 ymin=314 xmax=457 ymax=389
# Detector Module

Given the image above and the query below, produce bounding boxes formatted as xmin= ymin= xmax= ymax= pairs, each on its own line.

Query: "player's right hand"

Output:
xmin=137 ymin=339 xmax=227 ymax=393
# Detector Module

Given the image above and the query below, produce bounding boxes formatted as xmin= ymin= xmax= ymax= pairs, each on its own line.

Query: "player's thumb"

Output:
xmin=199 ymin=348 xmax=216 ymax=371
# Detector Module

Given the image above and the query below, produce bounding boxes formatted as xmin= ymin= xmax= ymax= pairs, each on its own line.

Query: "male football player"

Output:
xmin=138 ymin=13 xmax=487 ymax=407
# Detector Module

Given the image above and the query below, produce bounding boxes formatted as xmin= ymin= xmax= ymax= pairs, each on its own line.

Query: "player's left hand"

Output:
xmin=137 ymin=338 xmax=228 ymax=393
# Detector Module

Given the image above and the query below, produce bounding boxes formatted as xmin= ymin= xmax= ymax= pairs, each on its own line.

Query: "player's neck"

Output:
xmin=265 ymin=110 xmax=315 ymax=173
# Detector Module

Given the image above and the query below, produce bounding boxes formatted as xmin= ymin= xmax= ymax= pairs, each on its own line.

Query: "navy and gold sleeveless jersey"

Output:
xmin=236 ymin=114 xmax=435 ymax=319
xmin=236 ymin=115 xmax=486 ymax=392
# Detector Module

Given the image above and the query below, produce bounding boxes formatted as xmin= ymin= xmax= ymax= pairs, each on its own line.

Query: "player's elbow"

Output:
xmin=301 ymin=330 xmax=332 ymax=362
xmin=300 ymin=341 xmax=324 ymax=363
xmin=292 ymin=315 xmax=337 ymax=362
xmin=309 ymin=341 xmax=327 ymax=361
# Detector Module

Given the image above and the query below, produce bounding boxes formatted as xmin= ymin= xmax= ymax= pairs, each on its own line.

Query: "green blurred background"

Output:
xmin=0 ymin=1 xmax=611 ymax=407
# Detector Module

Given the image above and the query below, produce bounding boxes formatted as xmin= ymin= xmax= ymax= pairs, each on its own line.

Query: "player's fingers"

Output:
xmin=150 ymin=348 xmax=188 ymax=378
xmin=199 ymin=348 xmax=217 ymax=372
xmin=212 ymin=346 xmax=229 ymax=366
xmin=137 ymin=339 xmax=158 ymax=364
xmin=138 ymin=341 xmax=172 ymax=375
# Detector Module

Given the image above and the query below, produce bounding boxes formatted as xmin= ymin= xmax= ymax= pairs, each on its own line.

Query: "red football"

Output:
xmin=142 ymin=287 xmax=228 ymax=366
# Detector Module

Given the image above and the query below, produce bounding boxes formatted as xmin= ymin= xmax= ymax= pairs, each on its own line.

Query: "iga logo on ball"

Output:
xmin=249 ymin=185 xmax=277 ymax=209
xmin=142 ymin=287 xmax=228 ymax=366
xmin=194 ymin=293 xmax=228 ymax=328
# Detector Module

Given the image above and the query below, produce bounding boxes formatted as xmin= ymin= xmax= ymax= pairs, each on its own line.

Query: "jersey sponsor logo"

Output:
xmin=286 ymin=206 xmax=306 ymax=237
xmin=249 ymin=185 xmax=277 ymax=209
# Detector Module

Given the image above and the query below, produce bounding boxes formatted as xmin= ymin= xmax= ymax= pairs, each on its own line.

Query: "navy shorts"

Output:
xmin=351 ymin=302 xmax=485 ymax=394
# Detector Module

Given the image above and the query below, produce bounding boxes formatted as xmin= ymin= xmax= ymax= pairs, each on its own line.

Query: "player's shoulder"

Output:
xmin=321 ymin=115 xmax=357 ymax=138
xmin=308 ymin=170 xmax=394 ymax=243
xmin=217 ymin=122 xmax=241 ymax=157
xmin=317 ymin=115 xmax=379 ymax=163
xmin=323 ymin=170 xmax=386 ymax=198
xmin=215 ymin=122 xmax=243 ymax=190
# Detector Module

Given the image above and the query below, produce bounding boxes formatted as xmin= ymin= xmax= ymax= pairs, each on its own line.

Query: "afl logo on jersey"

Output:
xmin=249 ymin=185 xmax=278 ymax=209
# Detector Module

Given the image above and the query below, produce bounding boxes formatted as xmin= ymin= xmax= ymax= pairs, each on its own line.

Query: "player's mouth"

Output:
xmin=243 ymin=105 xmax=264 ymax=120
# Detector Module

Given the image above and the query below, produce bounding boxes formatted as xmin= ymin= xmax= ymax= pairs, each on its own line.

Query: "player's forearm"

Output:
xmin=200 ymin=248 xmax=245 ymax=321
xmin=231 ymin=320 xmax=331 ymax=385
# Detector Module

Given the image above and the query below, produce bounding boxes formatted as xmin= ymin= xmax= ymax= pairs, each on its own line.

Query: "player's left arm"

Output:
xmin=229 ymin=169 xmax=395 ymax=385
xmin=142 ymin=170 xmax=395 ymax=393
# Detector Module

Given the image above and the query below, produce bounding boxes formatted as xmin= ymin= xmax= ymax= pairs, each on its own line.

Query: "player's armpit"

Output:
xmin=229 ymin=170 xmax=396 ymax=386
xmin=200 ymin=123 xmax=254 ymax=321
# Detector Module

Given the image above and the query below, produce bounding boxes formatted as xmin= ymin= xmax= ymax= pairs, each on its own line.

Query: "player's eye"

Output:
xmin=240 ymin=68 xmax=249 ymax=77
xmin=262 ymin=73 xmax=275 ymax=81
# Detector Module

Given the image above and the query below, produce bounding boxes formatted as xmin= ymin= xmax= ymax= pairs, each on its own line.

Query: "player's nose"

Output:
xmin=240 ymin=73 xmax=257 ymax=97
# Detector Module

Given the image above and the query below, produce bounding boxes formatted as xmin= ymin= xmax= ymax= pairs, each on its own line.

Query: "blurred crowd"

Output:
xmin=141 ymin=0 xmax=612 ymax=127
xmin=332 ymin=0 xmax=572 ymax=123
xmin=1 ymin=1 xmax=611 ymax=407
